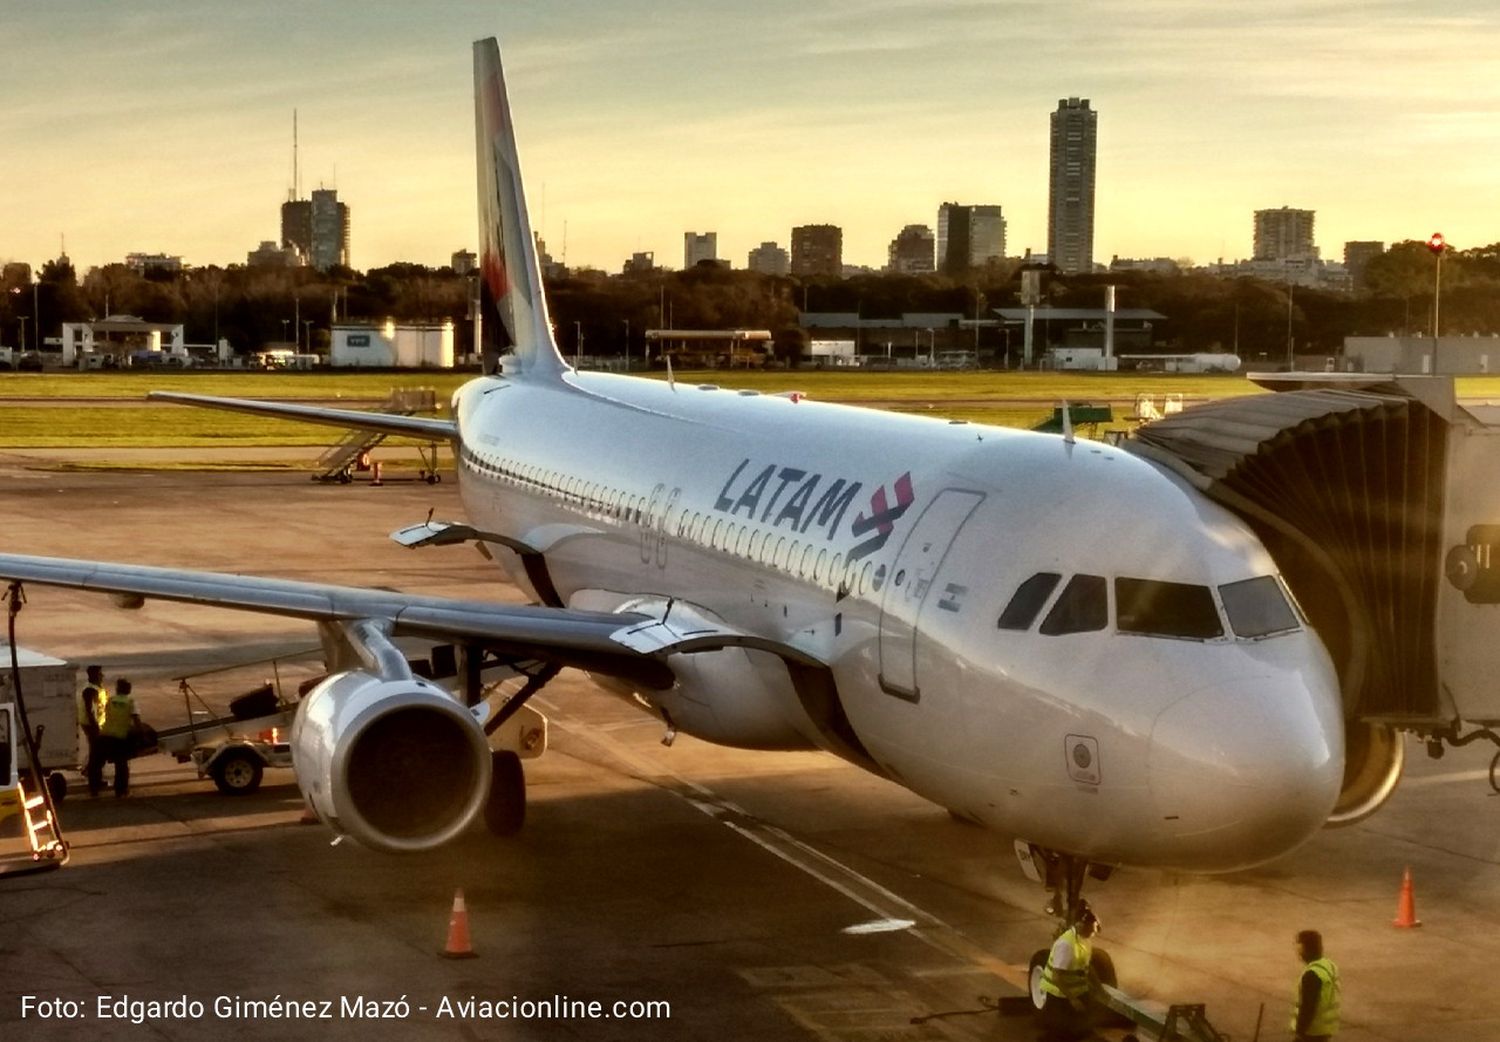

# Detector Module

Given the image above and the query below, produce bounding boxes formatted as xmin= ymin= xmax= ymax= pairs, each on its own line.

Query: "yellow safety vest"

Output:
xmin=1040 ymin=927 xmax=1093 ymax=1000
xmin=78 ymin=684 xmax=107 ymax=728
xmin=100 ymin=693 xmax=134 ymax=740
xmin=1290 ymin=957 xmax=1340 ymax=1037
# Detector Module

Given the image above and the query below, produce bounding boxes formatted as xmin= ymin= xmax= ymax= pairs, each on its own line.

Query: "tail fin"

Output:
xmin=473 ymin=37 xmax=568 ymax=378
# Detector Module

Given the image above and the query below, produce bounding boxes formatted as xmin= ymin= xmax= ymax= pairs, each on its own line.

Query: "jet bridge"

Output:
xmin=1129 ymin=374 xmax=1500 ymax=739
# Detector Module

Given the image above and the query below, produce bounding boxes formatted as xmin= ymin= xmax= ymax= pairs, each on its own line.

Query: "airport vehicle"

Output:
xmin=0 ymin=38 xmax=1364 ymax=927
xmin=0 ymin=645 xmax=76 ymax=802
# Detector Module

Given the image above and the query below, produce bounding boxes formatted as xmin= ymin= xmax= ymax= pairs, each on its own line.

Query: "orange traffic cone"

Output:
xmin=1393 ymin=867 xmax=1422 ymax=928
xmin=440 ymin=888 xmax=478 ymax=958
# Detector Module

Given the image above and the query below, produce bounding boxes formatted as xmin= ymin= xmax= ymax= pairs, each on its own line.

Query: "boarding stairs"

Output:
xmin=314 ymin=388 xmax=438 ymax=483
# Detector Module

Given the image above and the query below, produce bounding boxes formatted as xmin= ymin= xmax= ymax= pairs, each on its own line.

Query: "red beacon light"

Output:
xmin=1428 ymin=232 xmax=1447 ymax=255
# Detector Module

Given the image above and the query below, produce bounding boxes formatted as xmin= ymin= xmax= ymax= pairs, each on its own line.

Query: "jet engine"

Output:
xmin=1326 ymin=720 xmax=1404 ymax=826
xmin=292 ymin=671 xmax=492 ymax=852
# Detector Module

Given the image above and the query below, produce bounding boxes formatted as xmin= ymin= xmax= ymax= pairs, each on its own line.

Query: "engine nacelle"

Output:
xmin=598 ymin=597 xmax=820 ymax=751
xmin=1326 ymin=720 xmax=1405 ymax=826
xmin=292 ymin=671 xmax=492 ymax=852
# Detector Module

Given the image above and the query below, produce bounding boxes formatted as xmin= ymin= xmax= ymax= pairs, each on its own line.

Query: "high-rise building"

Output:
xmin=937 ymin=204 xmax=970 ymax=277
xmin=1048 ymin=98 xmax=1097 ymax=274
xmin=684 ymin=232 xmax=718 ymax=269
xmin=970 ymin=206 xmax=1006 ymax=267
xmin=451 ymin=249 xmax=477 ymax=275
xmin=937 ymin=205 xmax=1006 ymax=274
xmin=790 ymin=225 xmax=842 ymax=277
xmin=1254 ymin=208 xmax=1317 ymax=262
xmin=887 ymin=225 xmax=935 ymax=274
xmin=1343 ymin=240 xmax=1385 ymax=289
xmin=281 ymin=187 xmax=349 ymax=271
xmin=747 ymin=241 xmax=789 ymax=276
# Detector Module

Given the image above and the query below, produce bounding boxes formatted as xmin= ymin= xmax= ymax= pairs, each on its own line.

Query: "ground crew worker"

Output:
xmin=1292 ymin=929 xmax=1340 ymax=1041
xmin=79 ymin=665 xmax=108 ymax=797
xmin=98 ymin=677 xmax=137 ymax=798
xmin=1038 ymin=903 xmax=1101 ymax=1041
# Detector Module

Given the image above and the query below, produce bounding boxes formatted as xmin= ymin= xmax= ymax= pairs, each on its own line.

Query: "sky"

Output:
xmin=3 ymin=1 xmax=1499 ymax=275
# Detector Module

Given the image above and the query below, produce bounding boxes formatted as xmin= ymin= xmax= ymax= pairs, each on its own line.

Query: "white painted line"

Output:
xmin=546 ymin=710 xmax=1032 ymax=991
xmin=842 ymin=918 xmax=917 ymax=935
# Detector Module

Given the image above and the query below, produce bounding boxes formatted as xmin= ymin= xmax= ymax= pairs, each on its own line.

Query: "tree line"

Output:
xmin=1 ymin=239 xmax=1494 ymax=363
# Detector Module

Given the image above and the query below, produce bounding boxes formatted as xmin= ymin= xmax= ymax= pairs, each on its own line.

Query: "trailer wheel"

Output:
xmin=46 ymin=772 xmax=67 ymax=804
xmin=484 ymin=751 xmax=525 ymax=836
xmin=211 ymin=749 xmax=264 ymax=795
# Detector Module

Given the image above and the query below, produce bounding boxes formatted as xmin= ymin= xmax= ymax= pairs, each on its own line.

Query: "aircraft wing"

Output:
xmin=0 ymin=552 xmax=675 ymax=686
xmin=147 ymin=391 xmax=457 ymax=441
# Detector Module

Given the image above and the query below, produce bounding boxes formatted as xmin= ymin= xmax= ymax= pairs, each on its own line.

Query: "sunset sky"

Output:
xmin=3 ymin=1 xmax=1497 ymax=274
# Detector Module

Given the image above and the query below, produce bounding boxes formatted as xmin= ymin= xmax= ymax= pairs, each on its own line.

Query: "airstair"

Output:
xmin=314 ymin=388 xmax=440 ymax=483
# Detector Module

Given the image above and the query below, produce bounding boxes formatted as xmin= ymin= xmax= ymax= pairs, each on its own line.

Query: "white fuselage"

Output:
xmin=451 ymin=369 xmax=1346 ymax=873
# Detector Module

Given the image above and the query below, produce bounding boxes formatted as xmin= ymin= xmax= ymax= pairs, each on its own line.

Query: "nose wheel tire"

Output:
xmin=1028 ymin=950 xmax=1049 ymax=1010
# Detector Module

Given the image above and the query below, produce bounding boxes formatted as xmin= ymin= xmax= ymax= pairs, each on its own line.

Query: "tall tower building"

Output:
xmin=1254 ymin=208 xmax=1318 ymax=262
xmin=280 ymin=188 xmax=349 ymax=271
xmin=790 ymin=225 xmax=842 ymax=277
xmin=684 ymin=232 xmax=718 ymax=269
xmin=1048 ymin=98 xmax=1097 ymax=274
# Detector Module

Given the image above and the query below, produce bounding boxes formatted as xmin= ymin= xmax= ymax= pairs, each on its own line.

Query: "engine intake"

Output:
xmin=292 ymin=671 xmax=491 ymax=852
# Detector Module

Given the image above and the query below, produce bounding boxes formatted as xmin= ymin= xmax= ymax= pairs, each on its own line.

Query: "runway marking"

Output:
xmin=543 ymin=704 xmax=1031 ymax=999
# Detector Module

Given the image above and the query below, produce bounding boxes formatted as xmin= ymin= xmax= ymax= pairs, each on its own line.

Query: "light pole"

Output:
xmin=17 ymin=316 xmax=27 ymax=353
xmin=622 ymin=318 xmax=630 ymax=371
xmin=281 ymin=319 xmax=290 ymax=344
xmin=1285 ymin=282 xmax=1294 ymax=371
xmin=303 ymin=320 xmax=313 ymax=354
xmin=1427 ymin=232 xmax=1449 ymax=374
xmin=30 ymin=281 xmax=38 ymax=351
xmin=1428 ymin=232 xmax=1447 ymax=340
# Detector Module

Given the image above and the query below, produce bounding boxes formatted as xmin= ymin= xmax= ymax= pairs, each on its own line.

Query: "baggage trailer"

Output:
xmin=155 ymin=709 xmax=295 ymax=794
xmin=154 ymin=693 xmax=296 ymax=796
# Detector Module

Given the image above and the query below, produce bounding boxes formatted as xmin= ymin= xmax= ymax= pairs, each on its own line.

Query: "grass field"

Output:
xmin=4 ymin=368 xmax=1500 ymax=450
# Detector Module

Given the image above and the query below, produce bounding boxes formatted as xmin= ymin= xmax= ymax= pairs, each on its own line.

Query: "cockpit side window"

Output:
xmin=1116 ymin=577 xmax=1223 ymax=640
xmin=997 ymin=572 xmax=1062 ymax=630
xmin=1039 ymin=574 xmax=1108 ymax=635
xmin=1219 ymin=575 xmax=1300 ymax=638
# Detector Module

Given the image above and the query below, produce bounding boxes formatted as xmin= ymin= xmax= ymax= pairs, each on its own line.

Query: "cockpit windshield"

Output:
xmin=1116 ymin=577 xmax=1224 ymax=640
xmin=1218 ymin=575 xmax=1301 ymax=638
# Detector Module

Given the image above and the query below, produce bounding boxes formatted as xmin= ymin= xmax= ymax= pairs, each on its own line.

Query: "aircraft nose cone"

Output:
xmin=1148 ymin=677 xmax=1343 ymax=870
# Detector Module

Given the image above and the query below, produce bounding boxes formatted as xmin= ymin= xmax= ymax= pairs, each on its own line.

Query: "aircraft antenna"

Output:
xmin=666 ymin=355 xmax=676 ymax=391
xmin=1061 ymin=400 xmax=1075 ymax=444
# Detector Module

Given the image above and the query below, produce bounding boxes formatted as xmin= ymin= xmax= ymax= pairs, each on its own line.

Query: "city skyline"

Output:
xmin=4 ymin=2 xmax=1499 ymax=275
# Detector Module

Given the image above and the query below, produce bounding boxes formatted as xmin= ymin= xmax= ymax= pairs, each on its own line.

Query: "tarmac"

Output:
xmin=1 ymin=459 xmax=1498 ymax=1041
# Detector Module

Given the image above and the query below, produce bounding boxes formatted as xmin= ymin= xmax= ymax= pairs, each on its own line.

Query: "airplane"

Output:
xmin=0 ymin=38 xmax=1371 ymax=938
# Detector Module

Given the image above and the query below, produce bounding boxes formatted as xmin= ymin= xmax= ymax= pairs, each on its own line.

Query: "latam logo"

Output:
xmin=712 ymin=459 xmax=914 ymax=565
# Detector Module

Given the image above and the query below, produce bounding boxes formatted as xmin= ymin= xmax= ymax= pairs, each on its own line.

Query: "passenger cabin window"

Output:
xmin=998 ymin=572 xmax=1062 ymax=630
xmin=1219 ymin=576 xmax=1300 ymax=638
xmin=1116 ymin=577 xmax=1223 ymax=640
xmin=1039 ymin=574 xmax=1107 ymax=635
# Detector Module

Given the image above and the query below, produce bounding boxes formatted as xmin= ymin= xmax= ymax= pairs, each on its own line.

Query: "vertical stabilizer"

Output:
xmin=473 ymin=38 xmax=567 ymax=378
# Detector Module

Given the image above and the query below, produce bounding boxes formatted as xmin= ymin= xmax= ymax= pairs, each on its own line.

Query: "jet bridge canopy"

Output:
xmin=1129 ymin=383 xmax=1452 ymax=725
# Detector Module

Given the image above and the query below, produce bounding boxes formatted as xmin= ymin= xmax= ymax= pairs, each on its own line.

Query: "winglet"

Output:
xmin=473 ymin=38 xmax=568 ymax=379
